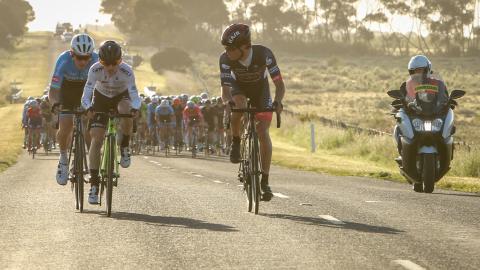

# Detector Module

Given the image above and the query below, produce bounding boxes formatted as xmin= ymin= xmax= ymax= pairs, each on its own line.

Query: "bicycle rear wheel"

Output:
xmin=192 ymin=130 xmax=197 ymax=158
xmin=106 ymin=135 xmax=115 ymax=217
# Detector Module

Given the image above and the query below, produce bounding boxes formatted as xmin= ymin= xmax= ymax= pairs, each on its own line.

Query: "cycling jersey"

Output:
xmin=27 ymin=107 xmax=42 ymax=128
xmin=183 ymin=106 xmax=203 ymax=126
xmin=146 ymin=102 xmax=158 ymax=127
xmin=51 ymin=51 xmax=99 ymax=110
xmin=155 ymin=105 xmax=174 ymax=122
xmin=82 ymin=62 xmax=141 ymax=110
xmin=219 ymin=45 xmax=281 ymax=109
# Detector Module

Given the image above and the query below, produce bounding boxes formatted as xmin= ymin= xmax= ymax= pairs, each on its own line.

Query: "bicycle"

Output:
xmin=67 ymin=108 xmax=89 ymax=212
xmin=98 ymin=111 xmax=132 ymax=217
xmin=27 ymin=127 xmax=39 ymax=159
xmin=158 ymin=119 xmax=171 ymax=157
xmin=231 ymin=101 xmax=280 ymax=214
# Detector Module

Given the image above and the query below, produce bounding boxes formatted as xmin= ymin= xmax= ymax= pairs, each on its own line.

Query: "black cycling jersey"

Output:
xmin=219 ymin=45 xmax=282 ymax=109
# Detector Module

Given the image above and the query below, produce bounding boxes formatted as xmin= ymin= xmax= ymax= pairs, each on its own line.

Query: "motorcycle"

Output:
xmin=387 ymin=86 xmax=465 ymax=193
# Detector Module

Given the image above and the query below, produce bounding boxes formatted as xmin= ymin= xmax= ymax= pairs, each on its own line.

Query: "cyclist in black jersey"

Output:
xmin=219 ymin=24 xmax=285 ymax=201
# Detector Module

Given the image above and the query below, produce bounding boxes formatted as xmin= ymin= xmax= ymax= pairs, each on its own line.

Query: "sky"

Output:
xmin=26 ymin=0 xmax=429 ymax=34
xmin=27 ymin=0 xmax=112 ymax=31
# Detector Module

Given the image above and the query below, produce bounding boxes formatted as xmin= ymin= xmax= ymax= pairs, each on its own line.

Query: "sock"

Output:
xmin=90 ymin=169 xmax=99 ymax=187
xmin=59 ymin=151 xmax=68 ymax=163
xmin=262 ymin=173 xmax=269 ymax=185
xmin=121 ymin=135 xmax=130 ymax=148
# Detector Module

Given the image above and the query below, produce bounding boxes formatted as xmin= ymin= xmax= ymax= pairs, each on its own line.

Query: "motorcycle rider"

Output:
xmin=395 ymin=55 xmax=449 ymax=157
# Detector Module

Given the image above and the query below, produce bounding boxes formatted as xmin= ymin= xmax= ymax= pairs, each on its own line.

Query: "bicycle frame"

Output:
xmin=100 ymin=117 xmax=119 ymax=179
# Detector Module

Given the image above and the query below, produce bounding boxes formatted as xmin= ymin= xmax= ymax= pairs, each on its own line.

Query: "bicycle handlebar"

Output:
xmin=230 ymin=108 xmax=281 ymax=128
xmin=95 ymin=112 xmax=134 ymax=118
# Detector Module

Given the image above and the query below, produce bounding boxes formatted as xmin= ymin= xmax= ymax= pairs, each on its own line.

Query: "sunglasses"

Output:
xmin=100 ymin=59 xmax=122 ymax=67
xmin=224 ymin=46 xmax=238 ymax=52
xmin=73 ymin=54 xmax=91 ymax=61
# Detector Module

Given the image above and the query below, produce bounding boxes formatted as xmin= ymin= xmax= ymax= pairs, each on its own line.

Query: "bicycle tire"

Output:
xmin=106 ymin=135 xmax=115 ymax=217
xmin=251 ymin=132 xmax=261 ymax=215
xmin=76 ymin=130 xmax=85 ymax=212
xmin=192 ymin=130 xmax=197 ymax=158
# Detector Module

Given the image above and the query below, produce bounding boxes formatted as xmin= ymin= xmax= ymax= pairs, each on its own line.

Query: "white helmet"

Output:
xmin=160 ymin=100 xmax=169 ymax=107
xmin=71 ymin=34 xmax=95 ymax=56
xmin=200 ymin=92 xmax=208 ymax=100
xmin=408 ymin=55 xmax=431 ymax=73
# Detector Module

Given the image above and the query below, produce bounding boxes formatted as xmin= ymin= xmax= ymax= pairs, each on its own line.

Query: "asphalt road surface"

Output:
xmin=0 ymin=149 xmax=478 ymax=270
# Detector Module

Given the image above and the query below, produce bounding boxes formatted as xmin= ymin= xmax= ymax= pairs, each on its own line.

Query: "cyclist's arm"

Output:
xmin=266 ymin=48 xmax=285 ymax=104
xmin=219 ymin=55 xmax=234 ymax=103
xmin=126 ymin=71 xmax=141 ymax=110
xmin=81 ymin=66 xmax=97 ymax=110
xmin=48 ymin=55 xmax=67 ymax=104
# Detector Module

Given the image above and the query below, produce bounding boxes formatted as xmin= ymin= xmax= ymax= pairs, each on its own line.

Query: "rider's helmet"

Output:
xmin=173 ymin=97 xmax=181 ymax=106
xmin=216 ymin=97 xmax=222 ymax=104
xmin=144 ymin=97 xmax=151 ymax=104
xmin=99 ymin=40 xmax=122 ymax=65
xmin=221 ymin=24 xmax=251 ymax=48
xmin=408 ymin=55 xmax=431 ymax=75
xmin=187 ymin=101 xmax=195 ymax=109
xmin=181 ymin=94 xmax=189 ymax=101
xmin=30 ymin=100 xmax=39 ymax=107
xmin=27 ymin=96 xmax=34 ymax=101
xmin=71 ymin=34 xmax=95 ymax=56
xmin=151 ymin=97 xmax=159 ymax=104
xmin=160 ymin=100 xmax=169 ymax=107
xmin=200 ymin=92 xmax=208 ymax=100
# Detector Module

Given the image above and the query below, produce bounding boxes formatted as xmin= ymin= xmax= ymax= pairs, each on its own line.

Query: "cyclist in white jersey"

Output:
xmin=81 ymin=40 xmax=141 ymax=204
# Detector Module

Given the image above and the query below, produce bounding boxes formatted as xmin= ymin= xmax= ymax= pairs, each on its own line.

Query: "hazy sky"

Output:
xmin=26 ymin=0 xmax=417 ymax=33
xmin=27 ymin=0 xmax=112 ymax=31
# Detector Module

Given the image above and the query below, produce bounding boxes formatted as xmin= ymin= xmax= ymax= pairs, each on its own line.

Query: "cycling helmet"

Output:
xmin=99 ymin=40 xmax=122 ymax=65
xmin=221 ymin=24 xmax=251 ymax=47
xmin=173 ymin=98 xmax=181 ymax=106
xmin=144 ymin=97 xmax=151 ymax=104
xmin=151 ymin=97 xmax=159 ymax=104
xmin=160 ymin=100 xmax=169 ymax=107
xmin=200 ymin=92 xmax=208 ymax=100
xmin=408 ymin=55 xmax=431 ymax=75
xmin=27 ymin=96 xmax=34 ymax=101
xmin=187 ymin=101 xmax=195 ymax=109
xmin=216 ymin=97 xmax=222 ymax=104
xmin=30 ymin=100 xmax=39 ymax=107
xmin=204 ymin=99 xmax=211 ymax=105
xmin=71 ymin=34 xmax=95 ymax=56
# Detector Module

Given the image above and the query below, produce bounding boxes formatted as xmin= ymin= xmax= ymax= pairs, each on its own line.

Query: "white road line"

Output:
xmin=392 ymin=260 xmax=426 ymax=270
xmin=143 ymin=156 xmax=148 ymax=159
xmin=194 ymin=174 xmax=204 ymax=178
xmin=149 ymin=160 xmax=157 ymax=164
xmin=213 ymin=180 xmax=223 ymax=184
xmin=237 ymin=184 xmax=243 ymax=187
xmin=318 ymin=215 xmax=345 ymax=225
xmin=365 ymin=200 xmax=382 ymax=203
xmin=273 ymin=193 xmax=290 ymax=199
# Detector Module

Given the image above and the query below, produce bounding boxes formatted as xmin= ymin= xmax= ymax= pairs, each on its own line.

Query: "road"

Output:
xmin=0 ymin=150 xmax=478 ymax=270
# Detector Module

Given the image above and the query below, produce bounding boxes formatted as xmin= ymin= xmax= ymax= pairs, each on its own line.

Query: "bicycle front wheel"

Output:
xmin=106 ymin=135 xmax=115 ymax=217
xmin=75 ymin=131 xmax=85 ymax=212
xmin=250 ymin=133 xmax=261 ymax=215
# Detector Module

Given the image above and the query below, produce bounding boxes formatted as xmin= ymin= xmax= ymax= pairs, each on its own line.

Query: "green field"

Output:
xmin=0 ymin=32 xmax=52 ymax=172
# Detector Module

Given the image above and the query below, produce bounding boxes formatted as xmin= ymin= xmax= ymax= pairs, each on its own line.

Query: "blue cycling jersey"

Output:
xmin=146 ymin=103 xmax=158 ymax=125
xmin=155 ymin=105 xmax=174 ymax=116
xmin=50 ymin=51 xmax=99 ymax=90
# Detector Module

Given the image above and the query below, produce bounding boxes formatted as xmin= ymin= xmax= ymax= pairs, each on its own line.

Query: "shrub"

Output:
xmin=150 ymin=47 xmax=193 ymax=73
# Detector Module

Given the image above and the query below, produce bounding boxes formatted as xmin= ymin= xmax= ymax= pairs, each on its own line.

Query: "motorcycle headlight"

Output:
xmin=412 ymin=118 xmax=423 ymax=132
xmin=432 ymin=118 xmax=443 ymax=132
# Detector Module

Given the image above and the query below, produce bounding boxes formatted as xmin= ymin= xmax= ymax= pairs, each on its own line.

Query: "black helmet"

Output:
xmin=99 ymin=40 xmax=122 ymax=65
xmin=221 ymin=24 xmax=251 ymax=48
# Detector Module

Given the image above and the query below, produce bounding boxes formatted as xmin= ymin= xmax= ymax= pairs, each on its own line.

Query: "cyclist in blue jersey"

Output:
xmin=48 ymin=34 xmax=98 ymax=185
xmin=146 ymin=97 xmax=159 ymax=146
xmin=155 ymin=99 xmax=175 ymax=149
xmin=220 ymin=24 xmax=285 ymax=201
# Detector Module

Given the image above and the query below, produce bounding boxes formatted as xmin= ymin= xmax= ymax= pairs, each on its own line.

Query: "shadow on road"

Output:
xmin=260 ymin=213 xmax=404 ymax=235
xmin=432 ymin=192 xmax=480 ymax=198
xmin=87 ymin=210 xmax=238 ymax=232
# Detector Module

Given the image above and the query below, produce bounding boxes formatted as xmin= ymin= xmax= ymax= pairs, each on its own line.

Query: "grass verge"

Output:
xmin=271 ymin=114 xmax=480 ymax=193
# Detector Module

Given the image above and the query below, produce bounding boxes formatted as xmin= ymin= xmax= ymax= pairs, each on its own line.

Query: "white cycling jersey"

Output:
xmin=81 ymin=62 xmax=141 ymax=110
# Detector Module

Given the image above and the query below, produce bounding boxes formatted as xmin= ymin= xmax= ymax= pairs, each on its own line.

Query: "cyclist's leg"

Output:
xmin=230 ymin=94 xmax=246 ymax=163
xmin=57 ymin=114 xmax=74 ymax=155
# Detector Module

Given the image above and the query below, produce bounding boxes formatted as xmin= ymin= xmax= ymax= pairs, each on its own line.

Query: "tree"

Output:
xmin=0 ymin=0 xmax=34 ymax=48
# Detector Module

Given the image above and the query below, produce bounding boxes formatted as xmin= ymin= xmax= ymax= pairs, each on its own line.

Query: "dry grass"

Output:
xmin=0 ymin=33 xmax=51 ymax=173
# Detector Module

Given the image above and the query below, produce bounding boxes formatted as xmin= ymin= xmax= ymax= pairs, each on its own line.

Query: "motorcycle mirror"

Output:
xmin=450 ymin=90 xmax=466 ymax=100
xmin=387 ymin=90 xmax=403 ymax=99
xmin=391 ymin=99 xmax=402 ymax=107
